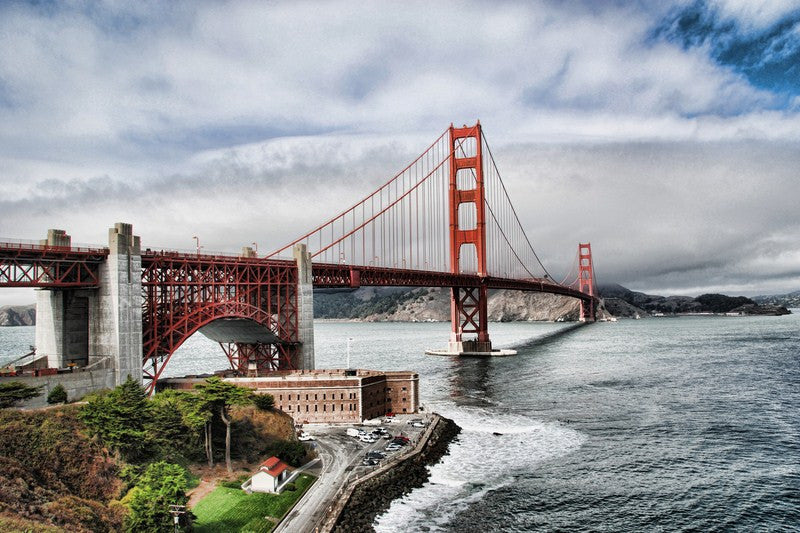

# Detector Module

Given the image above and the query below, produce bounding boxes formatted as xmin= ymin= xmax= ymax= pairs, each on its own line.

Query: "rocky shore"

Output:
xmin=331 ymin=415 xmax=461 ymax=532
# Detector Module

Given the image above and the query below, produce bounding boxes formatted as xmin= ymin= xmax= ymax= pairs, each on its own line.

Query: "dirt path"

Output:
xmin=187 ymin=477 xmax=219 ymax=508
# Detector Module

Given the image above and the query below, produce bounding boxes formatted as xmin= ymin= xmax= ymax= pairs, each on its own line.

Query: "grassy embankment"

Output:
xmin=193 ymin=473 xmax=316 ymax=533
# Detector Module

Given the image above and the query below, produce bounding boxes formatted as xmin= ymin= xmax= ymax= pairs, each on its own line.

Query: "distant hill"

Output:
xmin=0 ymin=304 xmax=35 ymax=326
xmin=598 ymin=284 xmax=790 ymax=317
xmin=315 ymin=286 xmax=588 ymax=322
xmin=753 ymin=290 xmax=800 ymax=308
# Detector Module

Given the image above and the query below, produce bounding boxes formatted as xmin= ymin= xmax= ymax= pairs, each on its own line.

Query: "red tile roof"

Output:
xmin=259 ymin=456 xmax=289 ymax=478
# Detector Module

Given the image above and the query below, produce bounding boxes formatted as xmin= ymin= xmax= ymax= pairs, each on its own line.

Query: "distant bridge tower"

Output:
xmin=448 ymin=122 xmax=491 ymax=353
xmin=578 ymin=242 xmax=595 ymax=321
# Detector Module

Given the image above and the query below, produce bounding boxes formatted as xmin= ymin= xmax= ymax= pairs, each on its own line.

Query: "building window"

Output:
xmin=315 ymin=405 xmax=318 ymax=412
xmin=402 ymin=408 xmax=407 ymax=413
xmin=306 ymin=405 xmax=309 ymax=412
xmin=340 ymin=393 xmax=344 ymax=400
xmin=315 ymin=394 xmax=317 ymax=400
xmin=402 ymin=398 xmax=406 ymax=402
xmin=402 ymin=387 xmax=407 ymax=391
xmin=323 ymin=405 xmax=326 ymax=412
xmin=340 ymin=404 xmax=343 ymax=411
xmin=288 ymin=394 xmax=292 ymax=401
xmin=306 ymin=394 xmax=309 ymax=400
xmin=323 ymin=393 xmax=326 ymax=400
xmin=279 ymin=394 xmax=283 ymax=401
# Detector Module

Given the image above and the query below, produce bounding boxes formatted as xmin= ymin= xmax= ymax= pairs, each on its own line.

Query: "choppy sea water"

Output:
xmin=1 ymin=314 xmax=798 ymax=531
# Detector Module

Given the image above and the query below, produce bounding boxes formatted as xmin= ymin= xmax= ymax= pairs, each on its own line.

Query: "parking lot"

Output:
xmin=274 ymin=413 xmax=433 ymax=533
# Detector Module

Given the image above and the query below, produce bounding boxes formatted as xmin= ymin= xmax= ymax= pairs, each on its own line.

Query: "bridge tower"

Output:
xmin=578 ymin=242 xmax=596 ymax=321
xmin=448 ymin=122 xmax=491 ymax=353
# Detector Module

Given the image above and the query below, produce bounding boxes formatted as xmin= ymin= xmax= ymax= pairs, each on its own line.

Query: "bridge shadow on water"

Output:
xmin=445 ymin=322 xmax=591 ymax=406
xmin=506 ymin=322 xmax=589 ymax=352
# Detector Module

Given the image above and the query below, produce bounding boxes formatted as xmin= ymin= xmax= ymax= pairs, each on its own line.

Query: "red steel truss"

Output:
xmin=219 ymin=342 xmax=295 ymax=375
xmin=141 ymin=251 xmax=299 ymax=390
xmin=0 ymin=241 xmax=107 ymax=288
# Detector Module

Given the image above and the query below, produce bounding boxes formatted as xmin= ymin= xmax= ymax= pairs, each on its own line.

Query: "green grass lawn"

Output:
xmin=192 ymin=473 xmax=315 ymax=533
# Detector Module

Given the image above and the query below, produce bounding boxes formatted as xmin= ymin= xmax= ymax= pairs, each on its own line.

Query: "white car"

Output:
xmin=360 ymin=435 xmax=377 ymax=443
xmin=299 ymin=434 xmax=315 ymax=441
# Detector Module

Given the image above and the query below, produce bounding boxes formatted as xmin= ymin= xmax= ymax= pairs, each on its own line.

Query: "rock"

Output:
xmin=0 ymin=304 xmax=36 ymax=326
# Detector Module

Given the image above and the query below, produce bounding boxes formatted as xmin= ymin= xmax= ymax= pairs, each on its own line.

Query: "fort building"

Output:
xmin=159 ymin=368 xmax=419 ymax=424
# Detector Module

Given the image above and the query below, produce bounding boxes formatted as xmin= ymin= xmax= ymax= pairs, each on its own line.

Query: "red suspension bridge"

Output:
xmin=0 ymin=122 xmax=598 ymax=391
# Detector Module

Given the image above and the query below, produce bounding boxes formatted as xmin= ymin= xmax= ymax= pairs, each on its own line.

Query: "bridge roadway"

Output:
xmin=311 ymin=261 xmax=593 ymax=302
xmin=0 ymin=243 xmax=594 ymax=304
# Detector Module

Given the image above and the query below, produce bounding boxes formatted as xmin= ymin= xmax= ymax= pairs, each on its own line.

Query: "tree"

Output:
xmin=252 ymin=393 xmax=274 ymax=411
xmin=148 ymin=389 xmax=208 ymax=462
xmin=79 ymin=375 xmax=151 ymax=462
xmin=195 ymin=377 xmax=253 ymax=472
xmin=0 ymin=381 xmax=42 ymax=408
xmin=47 ymin=384 xmax=68 ymax=404
xmin=124 ymin=461 xmax=191 ymax=532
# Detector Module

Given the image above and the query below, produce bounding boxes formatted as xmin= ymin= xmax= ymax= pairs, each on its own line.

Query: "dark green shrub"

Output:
xmin=47 ymin=384 xmax=68 ymax=405
xmin=252 ymin=394 xmax=275 ymax=411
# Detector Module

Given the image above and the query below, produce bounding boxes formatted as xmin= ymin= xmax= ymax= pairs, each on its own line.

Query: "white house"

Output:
xmin=242 ymin=456 xmax=291 ymax=494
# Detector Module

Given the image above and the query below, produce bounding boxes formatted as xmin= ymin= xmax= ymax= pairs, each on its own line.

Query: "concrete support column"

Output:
xmin=35 ymin=229 xmax=75 ymax=368
xmin=35 ymin=290 xmax=64 ymax=368
xmin=293 ymin=243 xmax=315 ymax=370
xmin=93 ymin=223 xmax=143 ymax=385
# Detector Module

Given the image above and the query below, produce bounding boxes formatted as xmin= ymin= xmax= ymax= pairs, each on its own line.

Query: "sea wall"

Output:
xmin=326 ymin=413 xmax=461 ymax=533
xmin=0 ymin=365 xmax=116 ymax=407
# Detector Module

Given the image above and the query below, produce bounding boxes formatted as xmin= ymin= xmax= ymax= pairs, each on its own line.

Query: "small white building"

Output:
xmin=242 ymin=456 xmax=291 ymax=494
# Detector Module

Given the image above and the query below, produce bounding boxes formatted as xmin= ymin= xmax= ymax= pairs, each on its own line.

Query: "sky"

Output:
xmin=1 ymin=0 xmax=799 ymax=304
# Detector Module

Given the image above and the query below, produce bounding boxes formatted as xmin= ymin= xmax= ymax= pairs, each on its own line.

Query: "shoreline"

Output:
xmin=319 ymin=413 xmax=461 ymax=533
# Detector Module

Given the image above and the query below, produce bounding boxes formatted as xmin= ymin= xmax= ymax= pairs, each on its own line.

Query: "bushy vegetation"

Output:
xmin=0 ymin=406 xmax=124 ymax=531
xmin=123 ymin=461 xmax=193 ymax=532
xmin=0 ymin=381 xmax=42 ymax=408
xmin=46 ymin=383 xmax=68 ymax=404
xmin=0 ymin=377 xmax=303 ymax=532
xmin=252 ymin=393 xmax=275 ymax=411
xmin=695 ymin=293 xmax=754 ymax=313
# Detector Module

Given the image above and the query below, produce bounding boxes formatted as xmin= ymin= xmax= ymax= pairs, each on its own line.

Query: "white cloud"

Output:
xmin=710 ymin=0 xmax=800 ymax=30
xmin=1 ymin=1 xmax=799 ymax=300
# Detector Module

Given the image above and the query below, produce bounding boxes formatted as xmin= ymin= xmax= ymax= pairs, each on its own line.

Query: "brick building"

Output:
xmin=160 ymin=369 xmax=419 ymax=424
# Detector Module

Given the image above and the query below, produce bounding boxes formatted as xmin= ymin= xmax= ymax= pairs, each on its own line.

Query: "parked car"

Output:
xmin=411 ymin=422 xmax=425 ymax=428
xmin=382 ymin=434 xmax=392 ymax=440
xmin=385 ymin=444 xmax=402 ymax=452
xmin=346 ymin=428 xmax=360 ymax=437
xmin=299 ymin=433 xmax=315 ymax=441
xmin=360 ymin=434 xmax=377 ymax=443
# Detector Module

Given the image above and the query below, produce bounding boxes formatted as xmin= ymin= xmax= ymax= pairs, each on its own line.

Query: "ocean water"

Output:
xmin=1 ymin=315 xmax=798 ymax=531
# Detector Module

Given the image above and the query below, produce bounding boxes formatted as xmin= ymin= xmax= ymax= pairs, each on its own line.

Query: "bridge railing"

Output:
xmin=0 ymin=237 xmax=107 ymax=255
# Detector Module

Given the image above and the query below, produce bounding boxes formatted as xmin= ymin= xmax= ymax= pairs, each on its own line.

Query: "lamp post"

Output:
xmin=346 ymin=337 xmax=354 ymax=370
xmin=252 ymin=242 xmax=258 ymax=254
xmin=193 ymin=235 xmax=200 ymax=255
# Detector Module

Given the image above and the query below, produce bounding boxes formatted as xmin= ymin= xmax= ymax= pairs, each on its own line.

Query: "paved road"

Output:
xmin=275 ymin=416 xmax=429 ymax=533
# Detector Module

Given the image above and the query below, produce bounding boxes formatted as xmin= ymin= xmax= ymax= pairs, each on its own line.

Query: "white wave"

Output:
xmin=373 ymin=405 xmax=585 ymax=532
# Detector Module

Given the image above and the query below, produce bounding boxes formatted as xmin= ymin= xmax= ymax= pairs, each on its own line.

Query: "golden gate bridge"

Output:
xmin=0 ymin=122 xmax=597 ymax=392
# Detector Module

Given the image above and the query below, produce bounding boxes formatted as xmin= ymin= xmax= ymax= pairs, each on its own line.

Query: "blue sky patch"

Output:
xmin=653 ymin=1 xmax=800 ymax=100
